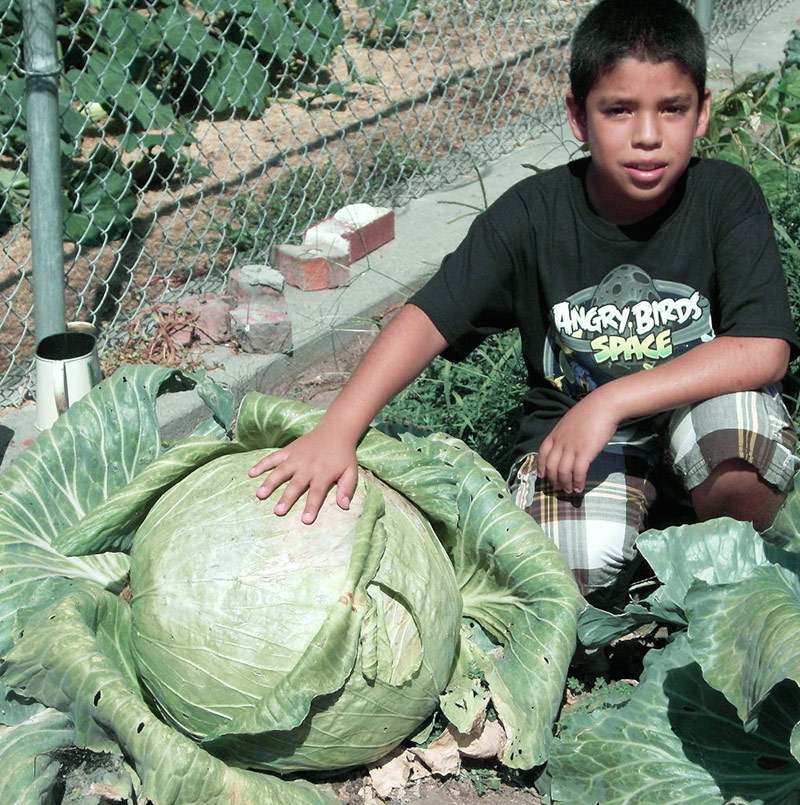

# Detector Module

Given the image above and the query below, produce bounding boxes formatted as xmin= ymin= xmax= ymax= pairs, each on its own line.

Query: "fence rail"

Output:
xmin=0 ymin=0 xmax=792 ymax=408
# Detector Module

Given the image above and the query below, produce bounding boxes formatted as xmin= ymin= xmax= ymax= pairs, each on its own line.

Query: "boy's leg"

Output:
xmin=666 ymin=387 xmax=799 ymax=529
xmin=508 ymin=436 xmax=658 ymax=601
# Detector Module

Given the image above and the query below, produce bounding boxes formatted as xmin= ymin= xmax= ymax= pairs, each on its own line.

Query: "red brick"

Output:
xmin=228 ymin=299 xmax=292 ymax=354
xmin=302 ymin=205 xmax=395 ymax=264
xmin=339 ymin=208 xmax=395 ymax=262
xmin=178 ymin=293 xmax=231 ymax=344
xmin=270 ymin=243 xmax=351 ymax=291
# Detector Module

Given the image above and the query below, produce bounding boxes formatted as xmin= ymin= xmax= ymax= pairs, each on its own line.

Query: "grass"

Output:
xmin=375 ymin=329 xmax=528 ymax=476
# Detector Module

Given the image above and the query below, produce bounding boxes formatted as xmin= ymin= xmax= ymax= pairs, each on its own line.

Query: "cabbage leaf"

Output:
xmin=1 ymin=585 xmax=338 ymax=805
xmin=550 ymin=632 xmax=800 ymax=804
xmin=0 ymin=366 xmax=233 ymax=661
xmin=234 ymin=393 xmax=584 ymax=769
xmin=0 ymin=709 xmax=73 ymax=805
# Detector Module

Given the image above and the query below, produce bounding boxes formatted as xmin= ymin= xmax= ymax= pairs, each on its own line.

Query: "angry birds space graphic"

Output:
xmin=544 ymin=264 xmax=713 ymax=398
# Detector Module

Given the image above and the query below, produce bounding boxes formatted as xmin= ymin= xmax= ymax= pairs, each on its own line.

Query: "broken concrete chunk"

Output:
xmin=228 ymin=264 xmax=285 ymax=303
xmin=177 ymin=293 xmax=231 ymax=344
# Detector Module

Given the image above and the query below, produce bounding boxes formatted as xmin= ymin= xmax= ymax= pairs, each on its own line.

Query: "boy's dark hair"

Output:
xmin=569 ymin=0 xmax=706 ymax=109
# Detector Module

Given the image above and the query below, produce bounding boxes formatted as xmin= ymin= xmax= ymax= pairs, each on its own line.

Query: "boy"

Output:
xmin=250 ymin=0 xmax=799 ymax=599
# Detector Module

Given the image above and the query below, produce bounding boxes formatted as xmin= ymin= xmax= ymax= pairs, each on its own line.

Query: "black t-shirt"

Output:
xmin=410 ymin=157 xmax=799 ymax=459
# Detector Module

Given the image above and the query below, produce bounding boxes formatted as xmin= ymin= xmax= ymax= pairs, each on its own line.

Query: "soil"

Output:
xmin=329 ymin=772 xmax=544 ymax=805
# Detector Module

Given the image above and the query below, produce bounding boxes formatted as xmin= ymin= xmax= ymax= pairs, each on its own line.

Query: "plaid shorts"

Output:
xmin=508 ymin=387 xmax=799 ymax=597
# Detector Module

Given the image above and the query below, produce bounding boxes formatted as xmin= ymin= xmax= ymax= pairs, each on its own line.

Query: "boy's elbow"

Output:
xmin=762 ymin=338 xmax=791 ymax=385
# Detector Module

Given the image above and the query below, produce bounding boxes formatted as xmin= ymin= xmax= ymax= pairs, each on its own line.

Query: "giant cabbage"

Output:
xmin=0 ymin=365 xmax=583 ymax=805
xmin=130 ymin=455 xmax=462 ymax=772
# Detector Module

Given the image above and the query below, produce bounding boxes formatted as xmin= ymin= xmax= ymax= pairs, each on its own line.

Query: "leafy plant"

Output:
xmin=354 ymin=0 xmax=419 ymax=48
xmin=695 ymin=58 xmax=800 ymax=198
xmin=0 ymin=364 xmax=582 ymax=803
xmin=377 ymin=329 xmax=527 ymax=476
xmin=544 ymin=503 xmax=800 ymax=804
xmin=1 ymin=0 xmax=346 ymax=243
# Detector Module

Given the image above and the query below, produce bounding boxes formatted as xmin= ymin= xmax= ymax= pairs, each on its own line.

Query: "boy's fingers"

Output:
xmin=536 ymin=441 xmax=554 ymax=480
xmin=300 ymin=487 xmax=327 ymax=524
xmin=555 ymin=454 xmax=575 ymax=494
xmin=254 ymin=465 xmax=290 ymax=500
xmin=571 ymin=461 xmax=587 ymax=494
xmin=273 ymin=476 xmax=311 ymax=516
xmin=335 ymin=465 xmax=359 ymax=510
xmin=249 ymin=450 xmax=285 ymax=477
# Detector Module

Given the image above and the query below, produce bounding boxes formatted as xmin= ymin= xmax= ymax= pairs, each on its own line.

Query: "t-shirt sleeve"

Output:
xmin=408 ymin=198 xmax=524 ymax=361
xmin=711 ymin=166 xmax=799 ymax=359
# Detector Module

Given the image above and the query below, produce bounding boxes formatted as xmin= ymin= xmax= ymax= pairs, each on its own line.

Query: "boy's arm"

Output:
xmin=249 ymin=304 xmax=449 ymax=523
xmin=537 ymin=336 xmax=791 ymax=494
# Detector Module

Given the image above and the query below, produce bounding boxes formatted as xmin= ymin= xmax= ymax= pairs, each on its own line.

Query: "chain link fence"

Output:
xmin=0 ymin=0 xmax=794 ymax=408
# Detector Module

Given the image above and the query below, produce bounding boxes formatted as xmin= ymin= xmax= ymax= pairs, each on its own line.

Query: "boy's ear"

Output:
xmin=566 ymin=94 xmax=589 ymax=142
xmin=694 ymin=88 xmax=712 ymax=138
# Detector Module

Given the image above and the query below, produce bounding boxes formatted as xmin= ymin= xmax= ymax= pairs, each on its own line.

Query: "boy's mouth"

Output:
xmin=625 ymin=162 xmax=667 ymax=183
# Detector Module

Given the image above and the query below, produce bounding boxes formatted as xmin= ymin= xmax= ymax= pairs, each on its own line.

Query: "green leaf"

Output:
xmin=414 ymin=433 xmax=583 ymax=769
xmin=0 ymin=709 xmax=73 ymax=805
xmin=639 ymin=517 xmax=773 ymax=610
xmin=0 ymin=366 xmax=232 ymax=657
xmin=97 ymin=7 xmax=148 ymax=64
xmin=1 ymin=681 xmax=44 ymax=728
xmin=579 ymin=518 xmax=778 ymax=649
xmin=687 ymin=566 xmax=800 ymax=728
xmin=751 ymin=159 xmax=793 ymax=198
xmin=550 ymin=633 xmax=800 ymax=804
xmin=0 ymin=587 xmax=338 ymax=805
xmin=236 ymin=392 xmax=461 ymax=536
xmin=764 ymin=472 xmax=800 ymax=551
xmin=157 ymin=6 xmax=213 ymax=64
xmin=439 ymin=621 xmax=492 ymax=729
xmin=577 ymin=602 xmax=654 ymax=648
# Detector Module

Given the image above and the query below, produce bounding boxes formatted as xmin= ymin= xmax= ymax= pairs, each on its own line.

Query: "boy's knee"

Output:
xmin=690 ymin=458 xmax=784 ymax=531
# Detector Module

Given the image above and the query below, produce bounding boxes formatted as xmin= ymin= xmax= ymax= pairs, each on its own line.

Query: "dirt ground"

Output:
xmin=329 ymin=772 xmax=544 ymax=805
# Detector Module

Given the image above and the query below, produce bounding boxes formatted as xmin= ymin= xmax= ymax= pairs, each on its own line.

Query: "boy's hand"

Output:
xmin=536 ymin=396 xmax=620 ymax=494
xmin=247 ymin=305 xmax=448 ymax=524
xmin=248 ymin=426 xmax=359 ymax=525
xmin=536 ymin=337 xmax=792 ymax=496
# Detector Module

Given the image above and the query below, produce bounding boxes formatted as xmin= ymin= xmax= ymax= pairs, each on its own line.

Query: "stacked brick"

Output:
xmin=271 ymin=204 xmax=395 ymax=291
xmin=171 ymin=203 xmax=395 ymax=354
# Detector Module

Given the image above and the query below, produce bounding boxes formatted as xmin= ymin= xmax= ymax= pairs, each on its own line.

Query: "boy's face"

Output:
xmin=566 ymin=56 xmax=711 ymax=224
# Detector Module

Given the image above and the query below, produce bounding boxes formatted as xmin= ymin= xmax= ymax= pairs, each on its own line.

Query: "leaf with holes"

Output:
xmin=550 ymin=632 xmax=800 ymax=804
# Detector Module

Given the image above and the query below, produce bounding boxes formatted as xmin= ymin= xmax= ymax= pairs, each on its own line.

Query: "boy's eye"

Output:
xmin=604 ymin=106 xmax=629 ymax=116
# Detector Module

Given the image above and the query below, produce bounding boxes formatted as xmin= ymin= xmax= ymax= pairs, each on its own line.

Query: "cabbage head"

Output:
xmin=130 ymin=452 xmax=461 ymax=772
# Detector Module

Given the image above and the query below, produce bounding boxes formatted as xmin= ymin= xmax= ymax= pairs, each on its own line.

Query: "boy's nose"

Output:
xmin=632 ymin=113 xmax=661 ymax=148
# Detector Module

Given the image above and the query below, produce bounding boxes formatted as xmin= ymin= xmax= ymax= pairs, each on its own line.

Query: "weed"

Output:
xmin=464 ymin=764 xmax=503 ymax=795
xmin=376 ymin=329 xmax=527 ymax=475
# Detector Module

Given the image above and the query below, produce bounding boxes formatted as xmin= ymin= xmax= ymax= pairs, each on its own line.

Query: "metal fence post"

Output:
xmin=695 ymin=0 xmax=713 ymax=38
xmin=22 ymin=0 xmax=66 ymax=343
